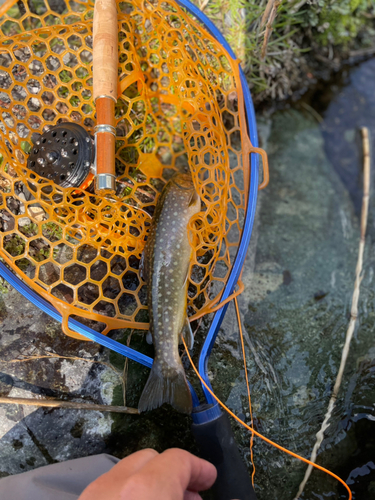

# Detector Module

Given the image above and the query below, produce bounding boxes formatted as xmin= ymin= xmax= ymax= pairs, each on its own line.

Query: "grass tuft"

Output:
xmin=193 ymin=0 xmax=375 ymax=101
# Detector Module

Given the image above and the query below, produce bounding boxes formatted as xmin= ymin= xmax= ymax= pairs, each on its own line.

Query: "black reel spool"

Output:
xmin=27 ymin=123 xmax=95 ymax=188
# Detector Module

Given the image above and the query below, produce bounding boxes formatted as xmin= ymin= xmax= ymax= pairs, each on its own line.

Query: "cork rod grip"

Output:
xmin=93 ymin=0 xmax=117 ymax=194
xmin=93 ymin=0 xmax=118 ymax=101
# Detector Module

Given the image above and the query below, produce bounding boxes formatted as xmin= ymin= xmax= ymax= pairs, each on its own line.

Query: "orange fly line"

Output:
xmin=234 ymin=295 xmax=256 ymax=487
xmin=182 ymin=308 xmax=353 ymax=500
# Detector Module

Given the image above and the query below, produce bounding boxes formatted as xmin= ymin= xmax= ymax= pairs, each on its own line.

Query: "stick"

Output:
xmin=294 ymin=127 xmax=371 ymax=499
xmin=260 ymin=0 xmax=274 ymax=29
xmin=349 ymin=47 xmax=375 ymax=58
xmin=261 ymin=1 xmax=281 ymax=59
xmin=199 ymin=0 xmax=210 ymax=11
xmin=0 ymin=396 xmax=139 ymax=414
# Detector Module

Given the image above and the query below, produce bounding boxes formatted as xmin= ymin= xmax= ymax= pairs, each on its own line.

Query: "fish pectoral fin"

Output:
xmin=180 ymin=317 xmax=194 ymax=350
xmin=146 ymin=331 xmax=153 ymax=345
xmin=181 ymin=266 xmax=190 ymax=289
xmin=188 ymin=189 xmax=199 ymax=207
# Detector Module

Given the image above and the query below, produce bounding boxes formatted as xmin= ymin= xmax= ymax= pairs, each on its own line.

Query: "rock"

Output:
xmin=27 ymin=205 xmax=45 ymax=222
xmin=17 ymin=217 xmax=31 ymax=227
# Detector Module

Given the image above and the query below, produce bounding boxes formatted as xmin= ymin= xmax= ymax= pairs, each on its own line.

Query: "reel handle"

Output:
xmin=192 ymin=410 xmax=257 ymax=500
xmin=93 ymin=0 xmax=118 ymax=195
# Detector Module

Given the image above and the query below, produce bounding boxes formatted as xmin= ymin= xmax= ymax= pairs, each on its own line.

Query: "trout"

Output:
xmin=138 ymin=172 xmax=201 ymax=413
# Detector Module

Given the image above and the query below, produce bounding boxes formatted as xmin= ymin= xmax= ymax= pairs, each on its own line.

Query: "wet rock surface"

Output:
xmin=0 ymin=287 xmax=117 ymax=476
xmin=211 ymin=63 xmax=375 ymax=499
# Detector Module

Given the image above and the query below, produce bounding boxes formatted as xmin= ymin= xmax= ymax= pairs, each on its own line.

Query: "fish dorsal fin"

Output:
xmin=180 ymin=317 xmax=194 ymax=350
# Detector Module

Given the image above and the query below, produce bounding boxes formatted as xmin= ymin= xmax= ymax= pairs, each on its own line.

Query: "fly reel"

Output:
xmin=27 ymin=123 xmax=94 ymax=189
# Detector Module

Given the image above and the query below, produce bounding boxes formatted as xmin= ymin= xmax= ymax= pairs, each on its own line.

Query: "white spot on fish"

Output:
xmin=174 ymin=212 xmax=178 ymax=216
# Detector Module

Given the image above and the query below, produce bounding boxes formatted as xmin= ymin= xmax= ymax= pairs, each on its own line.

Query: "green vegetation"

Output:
xmin=193 ymin=0 xmax=375 ymax=100
xmin=306 ymin=0 xmax=375 ymax=44
xmin=19 ymin=222 xmax=38 ymax=237
xmin=4 ymin=234 xmax=25 ymax=257
xmin=0 ymin=277 xmax=9 ymax=294
xmin=21 ymin=142 xmax=32 ymax=154
xmin=42 ymin=222 xmax=63 ymax=242
xmin=15 ymin=257 xmax=31 ymax=271
xmin=30 ymin=246 xmax=49 ymax=262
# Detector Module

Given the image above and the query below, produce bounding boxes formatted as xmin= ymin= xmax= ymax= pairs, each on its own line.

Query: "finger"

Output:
xmin=162 ymin=449 xmax=216 ymax=492
xmin=79 ymin=449 xmax=158 ymax=500
xmin=184 ymin=491 xmax=202 ymax=500
xmin=106 ymin=448 xmax=159 ymax=482
xmin=135 ymin=448 xmax=217 ymax=494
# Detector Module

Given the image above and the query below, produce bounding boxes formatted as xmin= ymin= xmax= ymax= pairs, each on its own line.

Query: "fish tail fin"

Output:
xmin=138 ymin=360 xmax=192 ymax=414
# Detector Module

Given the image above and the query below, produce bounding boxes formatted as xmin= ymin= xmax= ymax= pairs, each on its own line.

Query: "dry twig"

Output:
xmin=0 ymin=396 xmax=139 ymax=414
xmin=261 ymin=1 xmax=281 ymax=59
xmin=260 ymin=0 xmax=275 ymax=28
xmin=294 ymin=127 xmax=371 ymax=499
xmin=199 ymin=0 xmax=210 ymax=11
xmin=349 ymin=47 xmax=375 ymax=58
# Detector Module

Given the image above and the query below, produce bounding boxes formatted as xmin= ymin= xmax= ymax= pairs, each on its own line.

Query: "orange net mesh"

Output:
xmin=0 ymin=0 xmax=260 ymax=339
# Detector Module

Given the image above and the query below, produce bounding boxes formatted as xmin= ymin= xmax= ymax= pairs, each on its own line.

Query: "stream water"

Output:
xmin=211 ymin=57 xmax=375 ymax=500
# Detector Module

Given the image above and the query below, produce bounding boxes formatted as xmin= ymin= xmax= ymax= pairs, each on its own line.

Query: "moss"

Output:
xmin=42 ymin=222 xmax=63 ymax=242
xmin=4 ymin=234 xmax=25 ymax=257
xmin=30 ymin=247 xmax=49 ymax=262
xmin=20 ymin=142 xmax=31 ymax=154
xmin=0 ymin=277 xmax=9 ymax=294
xmin=193 ymin=0 xmax=375 ymax=100
xmin=15 ymin=258 xmax=31 ymax=271
xmin=305 ymin=0 xmax=374 ymax=46
xmin=19 ymin=223 xmax=38 ymax=238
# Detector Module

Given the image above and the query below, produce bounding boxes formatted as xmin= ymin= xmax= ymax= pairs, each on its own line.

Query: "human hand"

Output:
xmin=78 ymin=448 xmax=217 ymax=500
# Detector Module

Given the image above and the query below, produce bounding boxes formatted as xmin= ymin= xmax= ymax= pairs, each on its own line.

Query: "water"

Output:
xmin=208 ymin=58 xmax=375 ymax=499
